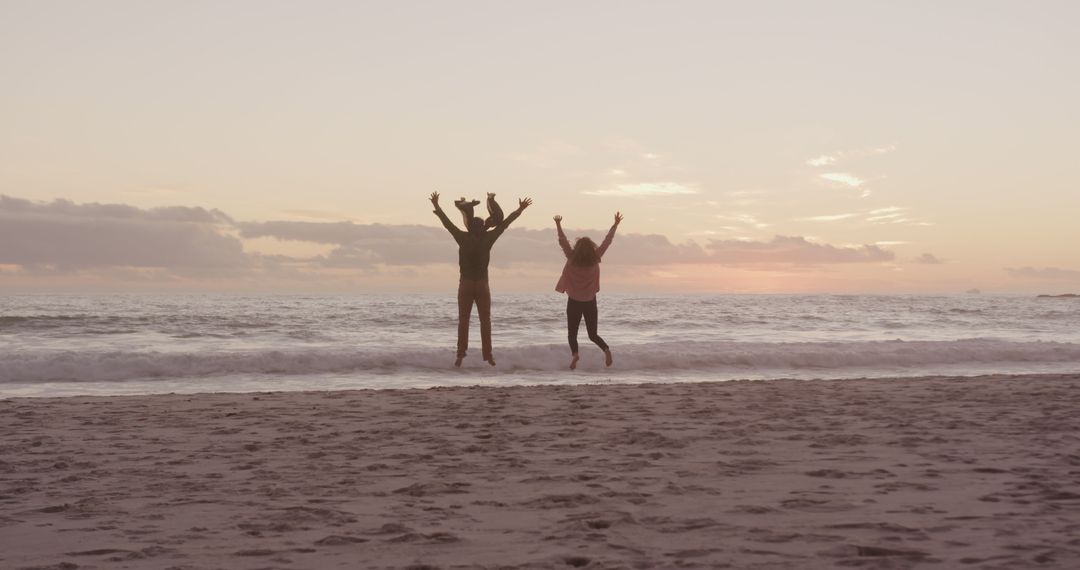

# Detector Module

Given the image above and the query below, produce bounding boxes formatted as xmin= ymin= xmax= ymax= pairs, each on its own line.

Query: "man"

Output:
xmin=429 ymin=191 xmax=532 ymax=367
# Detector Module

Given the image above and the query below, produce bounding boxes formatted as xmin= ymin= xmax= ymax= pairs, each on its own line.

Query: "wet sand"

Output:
xmin=2 ymin=374 xmax=1080 ymax=569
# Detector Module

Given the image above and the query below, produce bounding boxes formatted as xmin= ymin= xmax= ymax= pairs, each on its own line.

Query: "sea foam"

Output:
xmin=4 ymin=339 xmax=1080 ymax=383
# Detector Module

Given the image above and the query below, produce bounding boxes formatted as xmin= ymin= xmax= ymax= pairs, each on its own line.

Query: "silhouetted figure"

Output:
xmin=554 ymin=212 xmax=622 ymax=370
xmin=431 ymin=191 xmax=532 ymax=367
xmin=453 ymin=197 xmax=480 ymax=227
xmin=455 ymin=193 xmax=505 ymax=229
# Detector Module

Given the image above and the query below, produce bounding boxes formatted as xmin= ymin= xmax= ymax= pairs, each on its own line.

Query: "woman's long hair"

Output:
xmin=570 ymin=237 xmax=601 ymax=267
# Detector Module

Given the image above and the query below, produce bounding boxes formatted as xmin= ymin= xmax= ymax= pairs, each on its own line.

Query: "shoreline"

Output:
xmin=3 ymin=374 xmax=1080 ymax=569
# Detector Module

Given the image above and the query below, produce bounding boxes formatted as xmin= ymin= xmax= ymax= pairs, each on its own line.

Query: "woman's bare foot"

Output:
xmin=604 ymin=349 xmax=613 ymax=367
xmin=485 ymin=357 xmax=496 ymax=367
xmin=454 ymin=356 xmax=464 ymax=367
xmin=570 ymin=353 xmax=580 ymax=370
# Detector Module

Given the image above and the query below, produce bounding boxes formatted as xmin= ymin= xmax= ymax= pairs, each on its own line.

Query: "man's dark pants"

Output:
xmin=457 ymin=277 xmax=492 ymax=360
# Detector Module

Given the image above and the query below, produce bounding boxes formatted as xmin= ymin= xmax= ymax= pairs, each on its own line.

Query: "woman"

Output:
xmin=554 ymin=212 xmax=623 ymax=370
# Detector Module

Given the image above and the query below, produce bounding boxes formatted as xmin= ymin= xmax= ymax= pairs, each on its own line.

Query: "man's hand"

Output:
xmin=429 ymin=192 xmax=440 ymax=208
xmin=518 ymin=197 xmax=533 ymax=211
xmin=553 ymin=215 xmax=563 ymax=224
xmin=614 ymin=211 xmax=624 ymax=226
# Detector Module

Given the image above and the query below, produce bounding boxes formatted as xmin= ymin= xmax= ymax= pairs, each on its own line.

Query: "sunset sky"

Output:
xmin=2 ymin=1 xmax=1078 ymax=293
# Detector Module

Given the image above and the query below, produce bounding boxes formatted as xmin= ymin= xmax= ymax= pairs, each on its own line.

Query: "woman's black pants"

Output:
xmin=567 ymin=298 xmax=608 ymax=354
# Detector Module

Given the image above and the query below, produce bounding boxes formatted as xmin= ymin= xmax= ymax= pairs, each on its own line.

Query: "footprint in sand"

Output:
xmin=780 ymin=498 xmax=858 ymax=512
xmin=521 ymin=493 xmax=601 ymax=509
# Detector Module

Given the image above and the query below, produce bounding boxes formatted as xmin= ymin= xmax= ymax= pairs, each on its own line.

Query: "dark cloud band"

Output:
xmin=1 ymin=195 xmax=896 ymax=278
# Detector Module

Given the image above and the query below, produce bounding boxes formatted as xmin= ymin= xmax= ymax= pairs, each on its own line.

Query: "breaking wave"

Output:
xmin=4 ymin=339 xmax=1080 ymax=383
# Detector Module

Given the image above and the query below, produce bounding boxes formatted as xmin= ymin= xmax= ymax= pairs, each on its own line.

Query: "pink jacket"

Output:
xmin=555 ymin=224 xmax=617 ymax=302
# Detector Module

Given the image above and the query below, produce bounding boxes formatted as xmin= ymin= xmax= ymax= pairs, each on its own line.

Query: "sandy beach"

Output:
xmin=2 ymin=374 xmax=1079 ymax=569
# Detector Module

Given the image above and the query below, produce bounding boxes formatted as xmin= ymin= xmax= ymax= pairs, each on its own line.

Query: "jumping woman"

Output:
xmin=553 ymin=212 xmax=623 ymax=370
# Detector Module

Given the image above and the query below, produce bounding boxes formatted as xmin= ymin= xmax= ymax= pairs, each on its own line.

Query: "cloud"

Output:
xmin=0 ymin=195 xmax=901 ymax=289
xmin=584 ymin=182 xmax=699 ymax=197
xmin=240 ymin=220 xmax=427 ymax=246
xmin=819 ymin=173 xmax=866 ymax=188
xmin=864 ymin=206 xmax=910 ymax=223
xmin=727 ymin=190 xmax=764 ymax=197
xmin=794 ymin=206 xmax=929 ymax=227
xmin=716 ymin=213 xmax=770 ymax=229
xmin=242 ymin=221 xmax=891 ymax=268
xmin=806 ymin=155 xmax=837 ymax=167
xmin=914 ymin=253 xmax=943 ymax=265
xmin=807 ymin=147 xmax=894 ymax=197
xmin=806 ymin=145 xmax=896 ymax=167
xmin=864 ymin=206 xmax=907 ymax=221
xmin=797 ymin=213 xmax=861 ymax=222
xmin=237 ymin=221 xmax=468 ymax=267
xmin=1005 ymin=266 xmax=1080 ymax=280
xmin=0 ymin=195 xmax=232 ymax=224
xmin=702 ymin=236 xmax=895 ymax=265
xmin=0 ymin=195 xmax=244 ymax=271
xmin=277 ymin=209 xmax=365 ymax=222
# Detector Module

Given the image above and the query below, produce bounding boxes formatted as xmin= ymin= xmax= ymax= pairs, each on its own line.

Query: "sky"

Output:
xmin=2 ymin=0 xmax=1078 ymax=293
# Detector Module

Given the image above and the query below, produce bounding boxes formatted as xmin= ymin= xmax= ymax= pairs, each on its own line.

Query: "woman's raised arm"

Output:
xmin=597 ymin=211 xmax=622 ymax=258
xmin=554 ymin=215 xmax=572 ymax=257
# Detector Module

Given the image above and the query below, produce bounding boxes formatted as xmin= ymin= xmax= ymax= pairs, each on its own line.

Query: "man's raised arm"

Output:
xmin=430 ymin=192 xmax=465 ymax=240
xmin=488 ymin=197 xmax=532 ymax=240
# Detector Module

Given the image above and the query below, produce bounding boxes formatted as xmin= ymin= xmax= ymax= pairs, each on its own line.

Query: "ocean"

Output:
xmin=2 ymin=293 xmax=1079 ymax=398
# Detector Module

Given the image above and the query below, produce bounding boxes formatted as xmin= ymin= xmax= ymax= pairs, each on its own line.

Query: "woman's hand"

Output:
xmin=614 ymin=211 xmax=624 ymax=225
xmin=518 ymin=197 xmax=533 ymax=211
xmin=553 ymin=215 xmax=563 ymax=224
xmin=429 ymin=192 xmax=440 ymax=207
